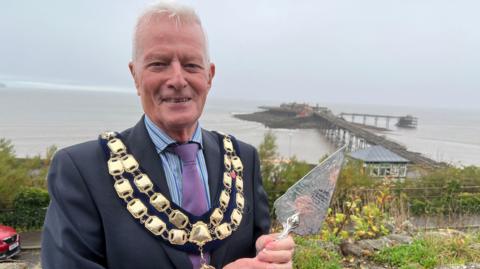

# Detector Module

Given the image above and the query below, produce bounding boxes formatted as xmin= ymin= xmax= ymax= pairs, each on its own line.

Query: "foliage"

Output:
xmin=410 ymin=192 xmax=480 ymax=215
xmin=330 ymin=159 xmax=377 ymax=211
xmin=257 ymin=132 xmax=312 ymax=214
xmin=258 ymin=130 xmax=278 ymax=182
xmin=373 ymin=232 xmax=480 ymax=268
xmin=0 ymin=138 xmax=53 ymax=208
xmin=0 ymin=187 xmax=50 ymax=230
xmin=399 ymin=166 xmax=480 ymax=216
xmin=321 ymin=196 xmax=391 ymax=242
xmin=293 ymin=235 xmax=342 ymax=269
xmin=330 ymin=162 xmax=480 ymax=217
xmin=373 ymin=239 xmax=438 ymax=268
xmin=405 ymin=166 xmax=480 ymax=188
xmin=0 ymin=138 xmax=28 ymax=207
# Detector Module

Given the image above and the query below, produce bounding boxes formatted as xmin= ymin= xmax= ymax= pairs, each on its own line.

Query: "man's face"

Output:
xmin=129 ymin=16 xmax=215 ymax=141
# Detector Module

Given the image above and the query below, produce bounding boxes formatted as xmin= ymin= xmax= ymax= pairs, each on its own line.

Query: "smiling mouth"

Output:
xmin=162 ymin=97 xmax=192 ymax=103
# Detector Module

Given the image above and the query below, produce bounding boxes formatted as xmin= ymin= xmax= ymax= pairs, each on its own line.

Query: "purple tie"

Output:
xmin=169 ymin=142 xmax=209 ymax=268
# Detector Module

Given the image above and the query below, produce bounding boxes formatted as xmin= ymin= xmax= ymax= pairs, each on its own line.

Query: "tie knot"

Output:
xmin=168 ymin=142 xmax=199 ymax=163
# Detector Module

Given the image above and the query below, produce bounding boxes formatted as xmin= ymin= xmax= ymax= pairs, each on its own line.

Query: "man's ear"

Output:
xmin=129 ymin=62 xmax=140 ymax=96
xmin=207 ymin=63 xmax=216 ymax=88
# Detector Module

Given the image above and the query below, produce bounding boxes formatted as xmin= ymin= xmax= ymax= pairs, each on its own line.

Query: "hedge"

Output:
xmin=0 ymin=187 xmax=50 ymax=230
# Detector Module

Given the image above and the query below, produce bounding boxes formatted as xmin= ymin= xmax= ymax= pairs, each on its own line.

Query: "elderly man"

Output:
xmin=41 ymin=2 xmax=294 ymax=269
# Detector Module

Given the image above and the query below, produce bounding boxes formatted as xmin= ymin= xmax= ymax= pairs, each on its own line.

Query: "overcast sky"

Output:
xmin=1 ymin=0 xmax=479 ymax=109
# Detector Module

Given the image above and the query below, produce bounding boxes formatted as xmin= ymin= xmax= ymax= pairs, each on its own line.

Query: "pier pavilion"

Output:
xmin=349 ymin=145 xmax=410 ymax=179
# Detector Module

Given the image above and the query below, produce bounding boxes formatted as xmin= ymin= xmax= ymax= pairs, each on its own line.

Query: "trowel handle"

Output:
xmin=277 ymin=213 xmax=299 ymax=240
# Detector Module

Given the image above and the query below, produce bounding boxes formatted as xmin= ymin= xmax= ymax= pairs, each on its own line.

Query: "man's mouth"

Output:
xmin=162 ymin=97 xmax=192 ymax=103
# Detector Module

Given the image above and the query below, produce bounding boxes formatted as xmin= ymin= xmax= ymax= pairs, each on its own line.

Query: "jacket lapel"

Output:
xmin=202 ymin=130 xmax=232 ymax=267
xmin=124 ymin=116 xmax=192 ymax=269
xmin=202 ymin=129 xmax=222 ymax=204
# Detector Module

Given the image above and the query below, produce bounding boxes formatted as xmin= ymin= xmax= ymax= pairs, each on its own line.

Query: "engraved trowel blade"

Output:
xmin=273 ymin=145 xmax=346 ymax=236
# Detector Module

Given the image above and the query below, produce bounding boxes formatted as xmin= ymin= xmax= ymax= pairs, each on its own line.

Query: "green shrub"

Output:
xmin=0 ymin=138 xmax=52 ymax=208
xmin=258 ymin=132 xmax=313 ymax=215
xmin=0 ymin=138 xmax=28 ymax=207
xmin=373 ymin=233 xmax=480 ymax=268
xmin=409 ymin=193 xmax=480 ymax=215
xmin=293 ymin=236 xmax=342 ymax=269
xmin=373 ymin=239 xmax=438 ymax=268
xmin=0 ymin=187 xmax=50 ymax=230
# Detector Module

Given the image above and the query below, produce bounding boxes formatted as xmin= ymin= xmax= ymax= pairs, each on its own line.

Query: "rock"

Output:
xmin=439 ymin=229 xmax=466 ymax=237
xmin=424 ymin=229 xmax=467 ymax=240
xmin=387 ymin=234 xmax=414 ymax=244
xmin=0 ymin=262 xmax=28 ymax=269
xmin=470 ymin=243 xmax=480 ymax=251
xmin=340 ymin=240 xmax=368 ymax=257
xmin=400 ymin=220 xmax=417 ymax=235
xmin=316 ymin=240 xmax=340 ymax=253
xmin=384 ymin=221 xmax=396 ymax=234
xmin=357 ymin=237 xmax=393 ymax=252
xmin=435 ymin=263 xmax=480 ymax=269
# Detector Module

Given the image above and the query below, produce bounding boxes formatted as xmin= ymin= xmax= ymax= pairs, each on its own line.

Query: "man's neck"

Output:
xmin=167 ymin=129 xmax=195 ymax=144
xmin=144 ymin=115 xmax=199 ymax=144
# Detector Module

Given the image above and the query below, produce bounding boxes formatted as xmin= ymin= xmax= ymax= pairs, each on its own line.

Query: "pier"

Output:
xmin=235 ymin=104 xmax=440 ymax=168
xmin=339 ymin=113 xmax=418 ymax=129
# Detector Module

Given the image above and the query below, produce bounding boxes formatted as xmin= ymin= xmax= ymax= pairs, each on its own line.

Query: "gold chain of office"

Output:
xmin=101 ymin=131 xmax=245 ymax=268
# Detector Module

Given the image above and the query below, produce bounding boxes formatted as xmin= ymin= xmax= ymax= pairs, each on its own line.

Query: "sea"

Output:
xmin=1 ymin=87 xmax=479 ymax=166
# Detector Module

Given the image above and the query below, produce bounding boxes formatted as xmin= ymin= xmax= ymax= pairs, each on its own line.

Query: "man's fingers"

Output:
xmin=255 ymin=233 xmax=278 ymax=251
xmin=264 ymin=235 xmax=295 ymax=251
xmin=256 ymin=249 xmax=294 ymax=264
xmin=267 ymin=261 xmax=293 ymax=269
xmin=223 ymin=258 xmax=292 ymax=269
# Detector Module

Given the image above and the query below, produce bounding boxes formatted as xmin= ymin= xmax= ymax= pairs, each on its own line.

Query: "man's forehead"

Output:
xmin=138 ymin=13 xmax=202 ymax=34
xmin=133 ymin=12 xmax=210 ymax=62
xmin=138 ymin=17 xmax=205 ymax=44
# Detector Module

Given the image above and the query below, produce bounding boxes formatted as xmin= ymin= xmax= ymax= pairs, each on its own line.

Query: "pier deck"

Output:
xmin=235 ymin=106 xmax=440 ymax=168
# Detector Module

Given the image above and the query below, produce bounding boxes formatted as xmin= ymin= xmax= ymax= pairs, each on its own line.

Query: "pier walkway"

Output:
xmin=312 ymin=111 xmax=439 ymax=168
xmin=235 ymin=105 xmax=441 ymax=168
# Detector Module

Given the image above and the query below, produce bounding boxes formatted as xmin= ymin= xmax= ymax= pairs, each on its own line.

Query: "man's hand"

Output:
xmin=223 ymin=233 xmax=295 ymax=269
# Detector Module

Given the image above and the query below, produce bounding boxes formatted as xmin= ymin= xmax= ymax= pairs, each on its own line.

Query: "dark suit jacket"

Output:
xmin=41 ymin=118 xmax=270 ymax=269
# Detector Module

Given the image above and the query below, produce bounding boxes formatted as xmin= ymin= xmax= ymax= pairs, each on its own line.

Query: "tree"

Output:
xmin=257 ymin=132 xmax=313 ymax=214
xmin=0 ymin=139 xmax=28 ymax=208
xmin=258 ymin=130 xmax=279 ymax=183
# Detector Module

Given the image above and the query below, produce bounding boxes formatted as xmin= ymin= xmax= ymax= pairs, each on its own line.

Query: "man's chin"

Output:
xmin=163 ymin=117 xmax=199 ymax=136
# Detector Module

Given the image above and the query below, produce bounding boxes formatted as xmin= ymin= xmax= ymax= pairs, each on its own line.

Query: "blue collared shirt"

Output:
xmin=144 ymin=115 xmax=211 ymax=208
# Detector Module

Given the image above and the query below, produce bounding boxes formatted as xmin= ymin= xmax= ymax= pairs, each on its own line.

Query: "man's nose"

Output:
xmin=166 ymin=62 xmax=187 ymax=90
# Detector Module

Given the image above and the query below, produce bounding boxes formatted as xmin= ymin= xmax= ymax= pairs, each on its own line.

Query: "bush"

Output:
xmin=409 ymin=192 xmax=480 ymax=216
xmin=0 ymin=187 xmax=50 ymax=230
xmin=293 ymin=235 xmax=342 ymax=269
xmin=257 ymin=132 xmax=313 ymax=215
xmin=373 ymin=232 xmax=480 ymax=268
xmin=0 ymin=138 xmax=28 ymax=207
xmin=0 ymin=138 xmax=52 ymax=208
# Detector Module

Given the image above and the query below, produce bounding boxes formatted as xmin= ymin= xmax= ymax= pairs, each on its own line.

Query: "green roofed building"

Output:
xmin=349 ymin=145 xmax=409 ymax=178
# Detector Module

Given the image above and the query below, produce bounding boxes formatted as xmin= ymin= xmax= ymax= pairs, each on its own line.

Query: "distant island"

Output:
xmin=0 ymin=82 xmax=6 ymax=88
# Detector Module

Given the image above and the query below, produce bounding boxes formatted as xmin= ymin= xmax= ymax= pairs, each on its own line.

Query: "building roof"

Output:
xmin=349 ymin=145 xmax=409 ymax=163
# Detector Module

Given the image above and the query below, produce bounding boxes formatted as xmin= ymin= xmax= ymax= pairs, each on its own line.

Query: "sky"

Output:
xmin=1 ymin=0 xmax=479 ymax=109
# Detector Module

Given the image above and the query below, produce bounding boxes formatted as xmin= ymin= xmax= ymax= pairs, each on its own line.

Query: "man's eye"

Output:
xmin=184 ymin=63 xmax=203 ymax=71
xmin=148 ymin=62 xmax=167 ymax=68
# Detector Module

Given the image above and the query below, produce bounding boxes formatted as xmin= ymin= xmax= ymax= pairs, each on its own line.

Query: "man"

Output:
xmin=42 ymin=2 xmax=294 ymax=269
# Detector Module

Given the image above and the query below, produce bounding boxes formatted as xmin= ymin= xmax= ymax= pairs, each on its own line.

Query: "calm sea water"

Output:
xmin=1 ymin=87 xmax=479 ymax=166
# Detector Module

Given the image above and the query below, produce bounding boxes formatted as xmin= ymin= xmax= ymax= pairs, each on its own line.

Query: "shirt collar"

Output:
xmin=144 ymin=115 xmax=203 ymax=154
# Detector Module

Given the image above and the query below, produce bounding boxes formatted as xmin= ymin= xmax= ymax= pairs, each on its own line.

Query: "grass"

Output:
xmin=292 ymin=231 xmax=480 ymax=269
xmin=293 ymin=235 xmax=343 ymax=269
xmin=372 ymin=231 xmax=480 ymax=269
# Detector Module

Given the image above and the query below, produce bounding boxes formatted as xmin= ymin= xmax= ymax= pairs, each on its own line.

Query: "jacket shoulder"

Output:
xmin=56 ymin=127 xmax=134 ymax=161
xmin=202 ymin=129 xmax=257 ymax=156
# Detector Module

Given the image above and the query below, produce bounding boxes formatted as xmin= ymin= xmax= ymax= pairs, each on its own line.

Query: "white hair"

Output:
xmin=131 ymin=1 xmax=210 ymax=61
